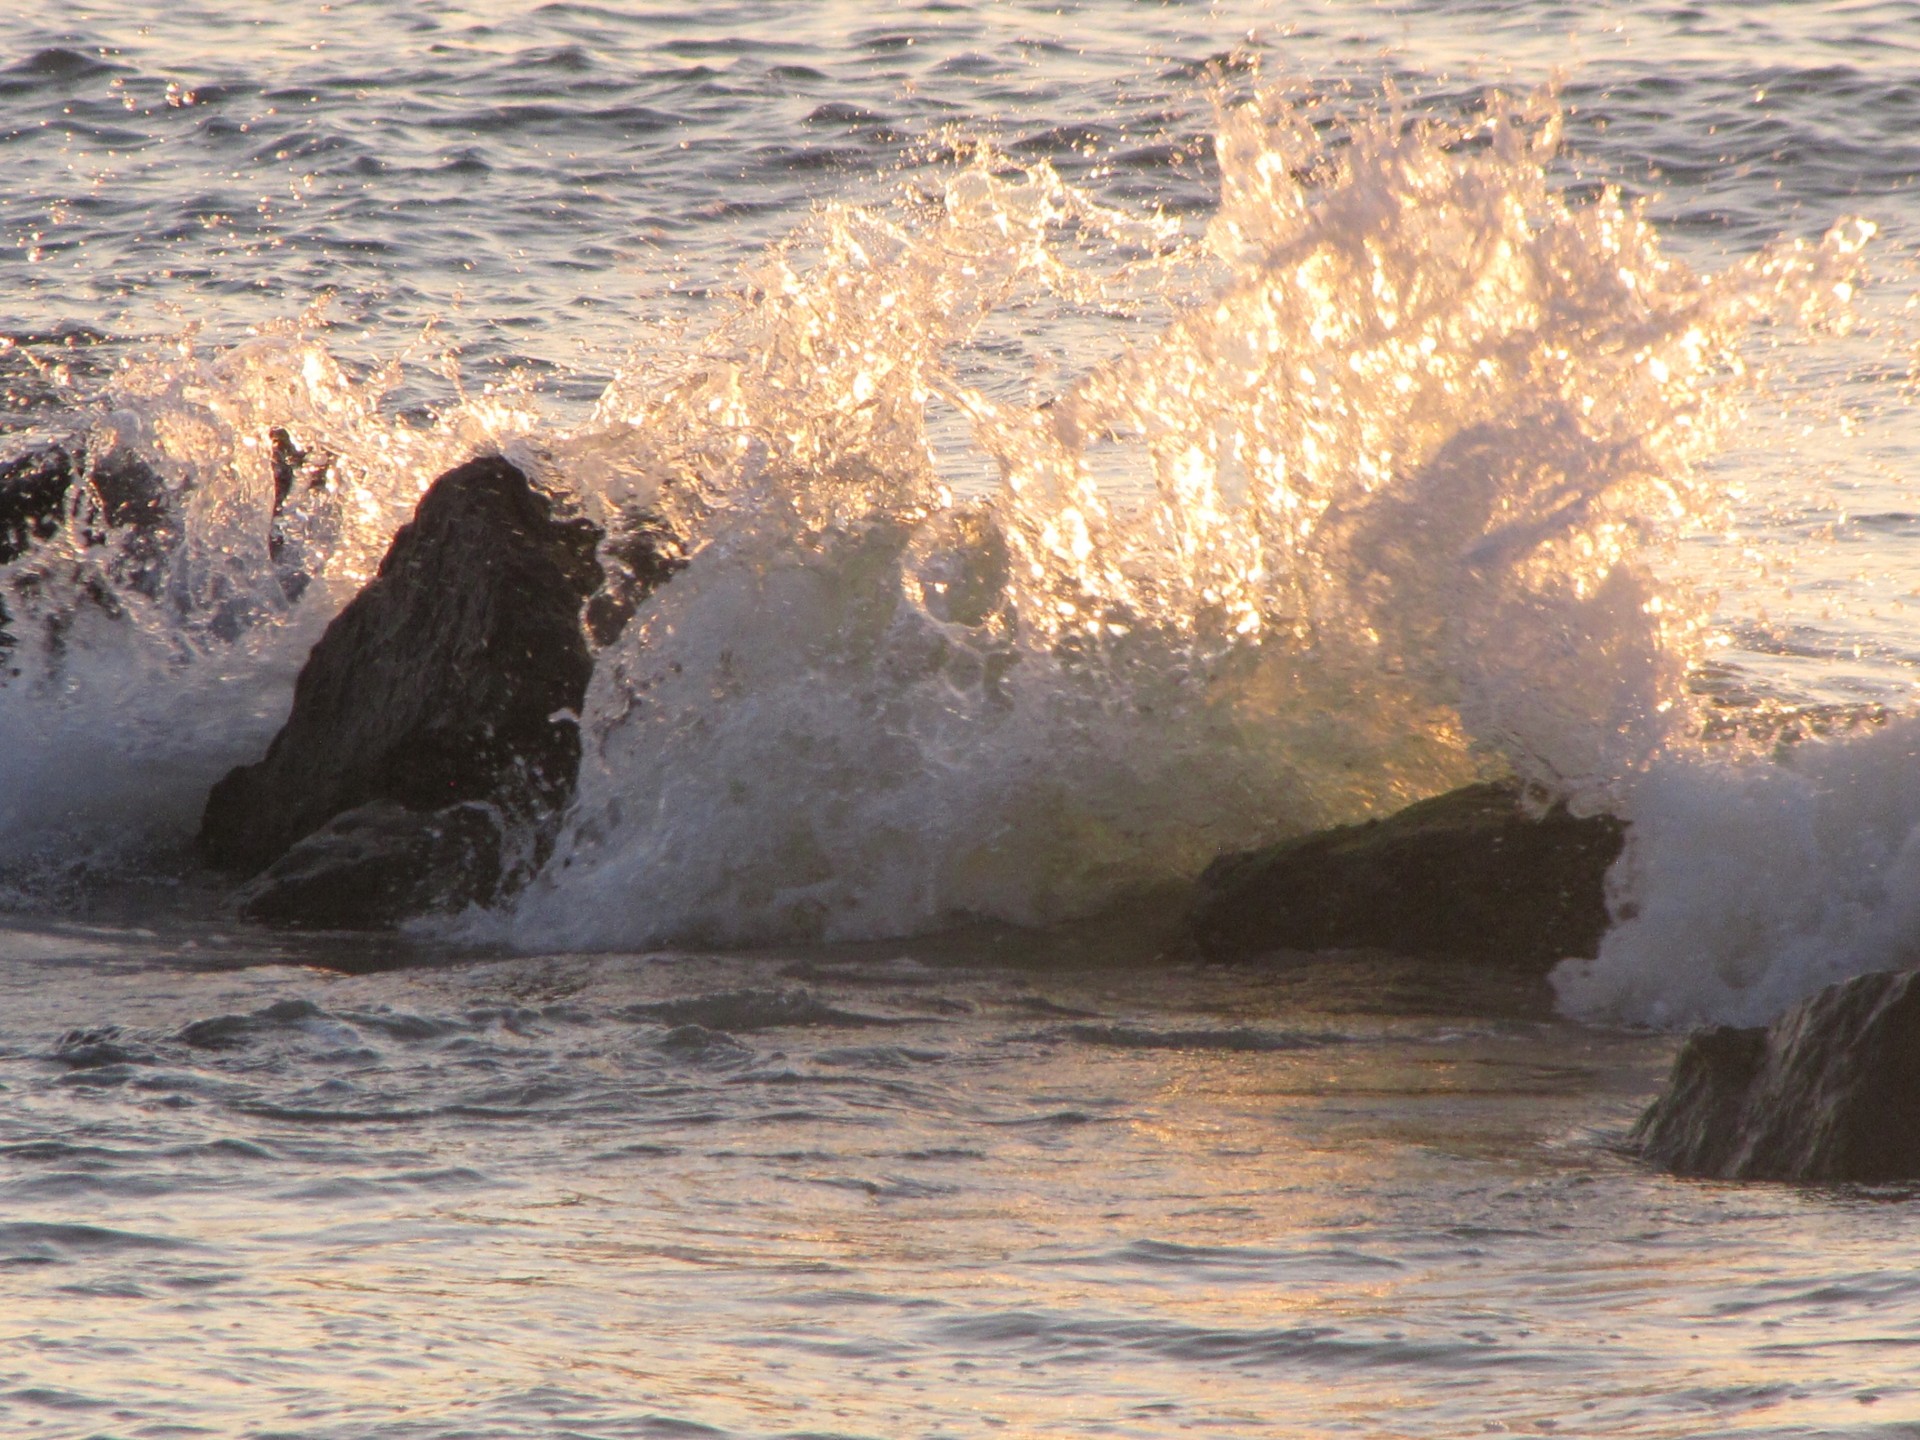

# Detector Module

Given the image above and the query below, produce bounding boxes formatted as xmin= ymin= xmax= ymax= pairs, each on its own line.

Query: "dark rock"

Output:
xmin=1187 ymin=780 xmax=1625 ymax=967
xmin=1633 ymin=968 xmax=1920 ymax=1182
xmin=584 ymin=504 xmax=687 ymax=647
xmin=265 ymin=426 xmax=338 ymax=604
xmin=235 ymin=801 xmax=504 ymax=929
xmin=200 ymin=454 xmax=605 ymax=876
xmin=0 ymin=438 xmax=174 ymax=660
xmin=268 ymin=424 xmax=334 ymax=516
xmin=0 ymin=443 xmax=75 ymax=564
xmin=0 ymin=436 xmax=170 ymax=559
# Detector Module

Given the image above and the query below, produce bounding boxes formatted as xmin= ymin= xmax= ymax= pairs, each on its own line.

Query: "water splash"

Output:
xmin=0 ymin=314 xmax=540 ymax=890
xmin=501 ymin=88 xmax=1870 ymax=950
xmin=0 ymin=84 xmax=1873 ymax=946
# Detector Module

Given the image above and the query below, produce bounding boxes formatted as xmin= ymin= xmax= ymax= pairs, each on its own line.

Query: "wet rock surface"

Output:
xmin=0 ymin=436 xmax=172 ymax=561
xmin=0 ymin=443 xmax=77 ymax=565
xmin=200 ymin=452 xmax=688 ymax=927
xmin=200 ymin=454 xmax=606 ymax=878
xmin=1634 ymin=967 xmax=1920 ymax=1182
xmin=1186 ymin=780 xmax=1625 ymax=968
xmin=236 ymin=801 xmax=505 ymax=929
xmin=584 ymin=504 xmax=687 ymax=647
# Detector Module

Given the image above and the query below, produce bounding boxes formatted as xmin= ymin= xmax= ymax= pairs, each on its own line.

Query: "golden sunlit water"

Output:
xmin=5 ymin=2 xmax=1920 ymax=1435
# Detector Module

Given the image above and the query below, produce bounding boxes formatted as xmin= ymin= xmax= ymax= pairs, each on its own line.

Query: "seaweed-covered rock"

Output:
xmin=236 ymin=801 xmax=504 ymax=929
xmin=1187 ymin=780 xmax=1625 ymax=968
xmin=199 ymin=454 xmax=605 ymax=876
xmin=1633 ymin=968 xmax=1920 ymax=1182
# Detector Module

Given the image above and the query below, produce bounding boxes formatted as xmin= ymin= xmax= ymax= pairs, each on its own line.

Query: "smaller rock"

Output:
xmin=0 ymin=436 xmax=171 ymax=560
xmin=1 ymin=437 xmax=174 ymax=662
xmin=199 ymin=454 xmax=606 ymax=875
xmin=1633 ymin=968 xmax=1920 ymax=1182
xmin=235 ymin=800 xmax=504 ymax=929
xmin=1187 ymin=780 xmax=1625 ymax=968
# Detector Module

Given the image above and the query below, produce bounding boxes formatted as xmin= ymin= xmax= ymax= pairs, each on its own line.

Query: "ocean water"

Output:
xmin=5 ymin=2 xmax=1920 ymax=1435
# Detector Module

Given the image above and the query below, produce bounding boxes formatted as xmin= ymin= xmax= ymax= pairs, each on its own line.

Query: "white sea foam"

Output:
xmin=1556 ymin=717 xmax=1920 ymax=1029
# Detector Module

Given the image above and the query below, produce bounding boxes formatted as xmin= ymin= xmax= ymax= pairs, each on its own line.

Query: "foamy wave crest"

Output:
xmin=0 ymin=317 xmax=537 ymax=891
xmin=1556 ymin=718 xmax=1920 ymax=1028
xmin=503 ymin=88 xmax=1867 ymax=950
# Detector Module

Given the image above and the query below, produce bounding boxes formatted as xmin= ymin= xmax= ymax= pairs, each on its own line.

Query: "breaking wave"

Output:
xmin=505 ymin=88 xmax=1867 ymax=950
xmin=0 ymin=85 xmax=1883 ymax=1005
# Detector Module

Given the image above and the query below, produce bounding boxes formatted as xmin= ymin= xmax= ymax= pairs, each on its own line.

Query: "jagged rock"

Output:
xmin=1186 ymin=780 xmax=1625 ymax=968
xmin=235 ymin=801 xmax=504 ymax=928
xmin=265 ymin=425 xmax=338 ymax=602
xmin=1633 ymin=968 xmax=1920 ymax=1182
xmin=200 ymin=454 xmax=606 ymax=876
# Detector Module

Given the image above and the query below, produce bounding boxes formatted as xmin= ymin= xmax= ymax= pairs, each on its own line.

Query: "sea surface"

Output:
xmin=5 ymin=2 xmax=1920 ymax=1435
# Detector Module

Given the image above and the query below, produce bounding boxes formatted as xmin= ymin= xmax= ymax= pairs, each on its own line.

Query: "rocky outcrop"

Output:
xmin=1633 ymin=968 xmax=1920 ymax=1182
xmin=199 ymin=453 xmax=684 ymax=928
xmin=1186 ymin=780 xmax=1625 ymax=968
xmin=200 ymin=455 xmax=604 ymax=877
xmin=235 ymin=800 xmax=504 ymax=928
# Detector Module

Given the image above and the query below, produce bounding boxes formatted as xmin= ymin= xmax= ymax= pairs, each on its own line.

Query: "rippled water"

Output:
xmin=7 ymin=918 xmax=1920 ymax=1439
xmin=8 ymin=2 xmax=1920 ymax=1435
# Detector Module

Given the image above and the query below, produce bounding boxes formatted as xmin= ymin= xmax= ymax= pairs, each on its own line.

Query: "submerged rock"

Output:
xmin=1633 ymin=968 xmax=1920 ymax=1182
xmin=0 ymin=436 xmax=171 ymax=560
xmin=1186 ymin=780 xmax=1625 ymax=968
xmin=236 ymin=801 xmax=504 ymax=929
xmin=200 ymin=454 xmax=604 ymax=877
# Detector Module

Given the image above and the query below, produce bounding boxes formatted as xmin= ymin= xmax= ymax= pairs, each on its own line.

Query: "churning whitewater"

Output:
xmin=0 ymin=78 xmax=1885 ymax=1027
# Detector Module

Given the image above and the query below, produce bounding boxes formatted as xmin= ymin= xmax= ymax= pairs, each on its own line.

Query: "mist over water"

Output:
xmin=7 ymin=4 xmax=1920 ymax=1436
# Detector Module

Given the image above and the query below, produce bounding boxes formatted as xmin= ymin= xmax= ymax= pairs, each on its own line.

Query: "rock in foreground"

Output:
xmin=1186 ymin=780 xmax=1625 ymax=968
xmin=200 ymin=454 xmax=605 ymax=883
xmin=1633 ymin=968 xmax=1920 ymax=1182
xmin=236 ymin=801 xmax=504 ymax=929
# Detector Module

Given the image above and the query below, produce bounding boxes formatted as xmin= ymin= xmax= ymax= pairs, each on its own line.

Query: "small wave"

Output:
xmin=1108 ymin=1239 xmax=1405 ymax=1272
xmin=1061 ymin=1022 xmax=1337 ymax=1052
xmin=618 ymin=988 xmax=908 ymax=1031
xmin=1556 ymin=714 xmax=1920 ymax=1027
xmin=0 ymin=48 xmax=123 ymax=87
xmin=0 ymin=1222 xmax=196 ymax=1257
xmin=931 ymin=1309 xmax=1559 ymax=1371
xmin=46 ymin=1026 xmax=156 ymax=1069
xmin=177 ymin=998 xmax=328 ymax=1050
xmin=654 ymin=1022 xmax=757 ymax=1063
